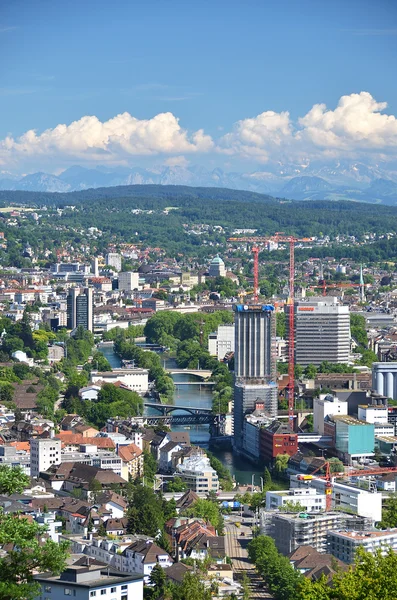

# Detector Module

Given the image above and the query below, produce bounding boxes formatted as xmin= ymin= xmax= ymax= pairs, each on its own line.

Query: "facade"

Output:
xmin=358 ymin=404 xmax=388 ymax=424
xmin=176 ymin=450 xmax=219 ymax=493
xmin=67 ymin=287 xmax=93 ymax=332
xmin=208 ymin=255 xmax=226 ymax=277
xmin=106 ymin=253 xmax=122 ymax=272
xmin=233 ymin=381 xmax=278 ymax=449
xmin=265 ymin=487 xmax=326 ymax=512
xmin=333 ymin=415 xmax=375 ymax=461
xmin=30 ymin=438 xmax=61 ymax=478
xmin=313 ymin=394 xmax=348 ymax=435
xmin=265 ymin=511 xmax=371 ymax=555
xmin=291 ymin=476 xmax=382 ymax=522
xmin=91 ymin=369 xmax=149 ymax=393
xmin=373 ymin=363 xmax=397 ymax=399
xmin=260 ymin=420 xmax=299 ymax=462
xmin=234 ymin=304 xmax=276 ymax=380
xmin=288 ymin=297 xmax=350 ymax=367
xmin=328 ymin=528 xmax=397 ymax=564
xmin=208 ymin=324 xmax=235 ymax=360
xmin=118 ymin=271 xmax=140 ymax=292
xmin=35 ymin=566 xmax=143 ymax=600
xmin=233 ymin=304 xmax=277 ymax=452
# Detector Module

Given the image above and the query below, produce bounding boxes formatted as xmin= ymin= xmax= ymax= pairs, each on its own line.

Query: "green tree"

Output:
xmin=0 ymin=512 xmax=69 ymax=600
xmin=149 ymin=564 xmax=167 ymax=597
xmin=379 ymin=493 xmax=397 ymax=528
xmin=184 ymin=498 xmax=223 ymax=531
xmin=304 ymin=364 xmax=317 ymax=379
xmin=263 ymin=467 xmax=272 ymax=491
xmin=0 ymin=465 xmax=30 ymax=495
xmin=299 ymin=547 xmax=397 ymax=600
xmin=274 ymin=453 xmax=290 ymax=473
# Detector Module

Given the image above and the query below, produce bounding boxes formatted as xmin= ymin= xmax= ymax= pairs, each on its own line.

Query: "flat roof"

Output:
xmin=35 ymin=568 xmax=143 ymax=589
xmin=330 ymin=529 xmax=397 ymax=541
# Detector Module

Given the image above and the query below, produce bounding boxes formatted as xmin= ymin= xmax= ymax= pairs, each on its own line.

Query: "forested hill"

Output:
xmin=0 ymin=184 xmax=278 ymax=207
xmin=1 ymin=183 xmax=397 ymax=243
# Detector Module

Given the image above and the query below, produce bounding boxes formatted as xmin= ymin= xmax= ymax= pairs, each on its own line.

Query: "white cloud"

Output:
xmin=1 ymin=92 xmax=397 ymax=172
xmin=220 ymin=110 xmax=292 ymax=161
xmin=297 ymin=92 xmax=397 ymax=153
xmin=0 ymin=111 xmax=214 ymax=169
xmin=220 ymin=92 xmax=397 ymax=162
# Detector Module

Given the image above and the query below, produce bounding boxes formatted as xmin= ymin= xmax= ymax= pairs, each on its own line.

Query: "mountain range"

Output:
xmin=1 ymin=161 xmax=397 ymax=204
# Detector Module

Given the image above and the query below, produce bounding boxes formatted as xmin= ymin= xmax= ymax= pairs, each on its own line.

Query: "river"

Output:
xmin=99 ymin=343 xmax=264 ymax=484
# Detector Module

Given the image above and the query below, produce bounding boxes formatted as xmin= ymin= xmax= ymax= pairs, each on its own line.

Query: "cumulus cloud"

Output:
xmin=0 ymin=111 xmax=213 ymax=169
xmin=297 ymin=92 xmax=397 ymax=152
xmin=220 ymin=91 xmax=397 ymax=162
xmin=220 ymin=110 xmax=292 ymax=161
xmin=1 ymin=92 xmax=397 ymax=172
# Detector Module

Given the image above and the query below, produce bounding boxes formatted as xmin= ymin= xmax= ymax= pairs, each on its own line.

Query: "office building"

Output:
xmin=34 ymin=565 xmax=143 ymax=600
xmin=208 ymin=324 xmax=235 ymax=360
xmin=118 ymin=271 xmax=140 ymax=292
xmin=328 ymin=529 xmax=397 ymax=564
xmin=287 ymin=297 xmax=350 ymax=367
xmin=388 ymin=405 xmax=397 ymax=435
xmin=67 ymin=287 xmax=93 ymax=332
xmin=291 ymin=475 xmax=382 ymax=521
xmin=234 ymin=381 xmax=278 ymax=446
xmin=333 ymin=415 xmax=375 ymax=462
xmin=313 ymin=394 xmax=348 ymax=435
xmin=106 ymin=252 xmax=122 ymax=272
xmin=358 ymin=403 xmax=388 ymax=425
xmin=208 ymin=254 xmax=226 ymax=277
xmin=265 ymin=487 xmax=326 ymax=512
xmin=373 ymin=362 xmax=397 ymax=400
xmin=30 ymin=438 xmax=61 ymax=478
xmin=233 ymin=304 xmax=277 ymax=451
xmin=264 ymin=511 xmax=371 ymax=555
xmin=234 ymin=304 xmax=276 ymax=380
xmin=260 ymin=420 xmax=299 ymax=461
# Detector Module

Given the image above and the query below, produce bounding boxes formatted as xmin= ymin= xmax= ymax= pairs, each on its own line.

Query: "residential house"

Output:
xmin=117 ymin=443 xmax=143 ymax=481
xmin=123 ymin=540 xmax=173 ymax=583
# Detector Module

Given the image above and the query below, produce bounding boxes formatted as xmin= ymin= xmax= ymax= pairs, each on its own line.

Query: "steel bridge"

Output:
xmin=144 ymin=414 xmax=215 ymax=426
xmin=144 ymin=402 xmax=213 ymax=416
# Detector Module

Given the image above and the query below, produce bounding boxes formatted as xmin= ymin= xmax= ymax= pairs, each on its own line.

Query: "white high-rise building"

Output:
xmin=287 ymin=297 xmax=350 ymax=367
xmin=118 ymin=271 xmax=140 ymax=292
xmin=313 ymin=394 xmax=348 ymax=435
xmin=30 ymin=438 xmax=61 ymax=478
xmin=208 ymin=324 xmax=235 ymax=360
xmin=106 ymin=252 xmax=122 ymax=272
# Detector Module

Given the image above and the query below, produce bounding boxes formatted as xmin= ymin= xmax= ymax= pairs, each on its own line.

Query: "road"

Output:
xmin=224 ymin=517 xmax=273 ymax=599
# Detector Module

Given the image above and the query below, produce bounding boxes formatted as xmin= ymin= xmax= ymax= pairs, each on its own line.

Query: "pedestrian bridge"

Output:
xmin=165 ymin=368 xmax=213 ymax=379
xmin=298 ymin=433 xmax=333 ymax=445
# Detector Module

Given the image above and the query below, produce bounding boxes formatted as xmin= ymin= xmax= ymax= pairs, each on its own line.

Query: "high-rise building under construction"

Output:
xmin=233 ymin=304 xmax=278 ymax=451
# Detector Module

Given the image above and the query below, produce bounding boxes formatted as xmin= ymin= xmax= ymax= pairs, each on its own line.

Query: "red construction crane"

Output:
xmin=228 ymin=233 xmax=314 ymax=430
xmin=252 ymin=246 xmax=259 ymax=302
xmin=297 ymin=462 xmax=397 ymax=512
xmin=311 ymin=280 xmax=365 ymax=297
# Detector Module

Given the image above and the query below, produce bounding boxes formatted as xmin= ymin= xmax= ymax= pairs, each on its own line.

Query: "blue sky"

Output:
xmin=0 ymin=0 xmax=396 ymax=175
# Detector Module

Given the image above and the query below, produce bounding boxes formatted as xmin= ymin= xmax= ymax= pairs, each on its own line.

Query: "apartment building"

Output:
xmin=265 ymin=487 xmax=326 ymax=512
xmin=176 ymin=451 xmax=219 ymax=493
xmin=30 ymin=438 xmax=61 ymax=478
xmin=328 ymin=528 xmax=397 ymax=563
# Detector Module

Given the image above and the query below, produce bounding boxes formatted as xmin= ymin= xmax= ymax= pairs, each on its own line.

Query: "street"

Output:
xmin=224 ymin=517 xmax=273 ymax=599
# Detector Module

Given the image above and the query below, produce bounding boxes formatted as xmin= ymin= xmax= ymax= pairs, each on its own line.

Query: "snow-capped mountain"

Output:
xmin=1 ymin=161 xmax=397 ymax=203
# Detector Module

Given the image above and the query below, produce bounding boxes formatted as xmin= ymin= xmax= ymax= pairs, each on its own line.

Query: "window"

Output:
xmin=110 ymin=589 xmax=116 ymax=594
xmin=101 ymin=591 xmax=107 ymax=596
xmin=121 ymin=586 xmax=128 ymax=591
xmin=45 ymin=587 xmax=52 ymax=593
xmin=90 ymin=593 xmax=96 ymax=598
xmin=64 ymin=590 xmax=72 ymax=596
